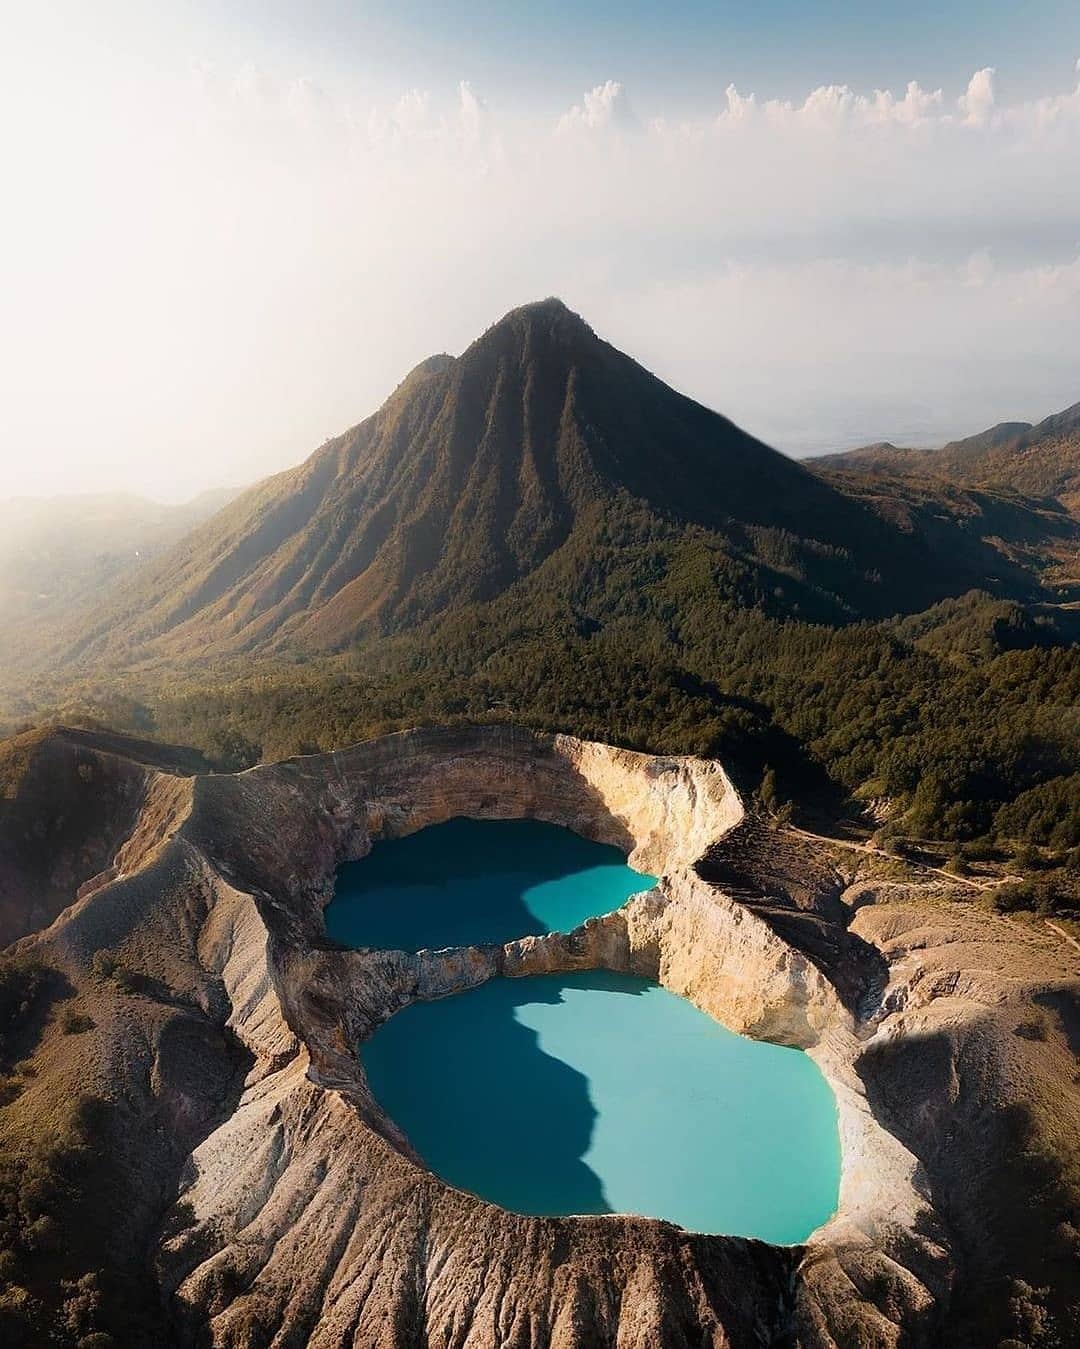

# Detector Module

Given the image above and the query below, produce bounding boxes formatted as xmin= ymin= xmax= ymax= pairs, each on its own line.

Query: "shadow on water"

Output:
xmin=363 ymin=971 xmax=646 ymax=1216
xmin=365 ymin=968 xmax=841 ymax=1239
xmin=328 ymin=817 xmax=655 ymax=952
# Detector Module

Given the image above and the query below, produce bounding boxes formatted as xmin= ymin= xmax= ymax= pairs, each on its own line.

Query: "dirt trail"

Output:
xmin=790 ymin=825 xmax=1080 ymax=963
xmin=786 ymin=825 xmax=991 ymax=891
xmin=1045 ymin=919 xmax=1080 ymax=958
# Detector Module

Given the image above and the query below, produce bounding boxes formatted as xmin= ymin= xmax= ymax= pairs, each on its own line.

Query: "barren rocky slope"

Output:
xmin=0 ymin=726 xmax=206 ymax=947
xmin=0 ymin=726 xmax=1076 ymax=1347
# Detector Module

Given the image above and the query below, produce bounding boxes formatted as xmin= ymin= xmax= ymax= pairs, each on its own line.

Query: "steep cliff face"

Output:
xmin=0 ymin=726 xmax=202 ymax=947
xmin=1 ymin=726 xmax=1075 ymax=1347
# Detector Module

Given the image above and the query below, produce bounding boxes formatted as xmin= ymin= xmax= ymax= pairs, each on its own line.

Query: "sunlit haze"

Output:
xmin=2 ymin=1 xmax=1079 ymax=501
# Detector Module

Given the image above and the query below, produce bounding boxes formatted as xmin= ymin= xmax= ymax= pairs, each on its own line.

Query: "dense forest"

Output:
xmin=1 ymin=305 xmax=1075 ymax=918
xmin=10 ymin=503 xmax=1076 ymax=910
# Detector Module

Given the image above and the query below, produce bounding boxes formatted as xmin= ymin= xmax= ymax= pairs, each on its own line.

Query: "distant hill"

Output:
xmin=812 ymin=402 xmax=1080 ymax=515
xmin=58 ymin=300 xmax=1073 ymax=668
xmin=0 ymin=488 xmax=238 ymax=625
xmin=0 ymin=488 xmax=240 ymax=689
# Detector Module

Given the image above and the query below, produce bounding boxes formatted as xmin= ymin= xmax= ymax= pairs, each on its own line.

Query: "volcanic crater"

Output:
xmin=6 ymin=724 xmax=1077 ymax=1346
xmin=155 ymin=724 xmax=946 ymax=1344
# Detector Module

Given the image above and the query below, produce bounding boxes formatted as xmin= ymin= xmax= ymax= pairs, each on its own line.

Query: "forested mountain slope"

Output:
xmin=60 ymin=301 xmax=1071 ymax=667
xmin=2 ymin=302 xmax=1075 ymax=866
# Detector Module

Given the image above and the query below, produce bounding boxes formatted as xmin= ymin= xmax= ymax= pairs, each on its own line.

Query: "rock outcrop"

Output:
xmin=0 ymin=725 xmax=203 ymax=947
xmin=1 ymin=725 xmax=1076 ymax=1347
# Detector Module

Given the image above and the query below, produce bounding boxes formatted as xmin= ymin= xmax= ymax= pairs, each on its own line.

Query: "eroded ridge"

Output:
xmin=5 ymin=725 xmax=1077 ymax=1346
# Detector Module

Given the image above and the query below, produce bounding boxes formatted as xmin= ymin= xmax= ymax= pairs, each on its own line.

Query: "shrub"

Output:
xmin=0 ymin=1076 xmax=24 ymax=1106
xmin=90 ymin=953 xmax=140 ymax=994
xmin=1009 ymin=843 xmax=1041 ymax=874
xmin=111 ymin=967 xmax=141 ymax=995
xmin=60 ymin=1009 xmax=95 ymax=1035
xmin=23 ymin=1214 xmax=61 ymax=1253
xmin=1032 ymin=878 xmax=1068 ymax=917
xmin=208 ymin=729 xmax=262 ymax=772
xmin=0 ymin=959 xmax=52 ymax=1064
xmin=0 ymin=1283 xmax=45 ymax=1347
xmin=988 ymin=881 xmax=1036 ymax=913
xmin=1005 ymin=1278 xmax=1055 ymax=1346
xmin=90 ymin=953 xmax=117 ymax=982
xmin=989 ymin=876 xmax=1072 ymax=916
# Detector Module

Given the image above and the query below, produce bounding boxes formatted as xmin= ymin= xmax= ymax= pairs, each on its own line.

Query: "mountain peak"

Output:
xmin=1037 ymin=399 xmax=1080 ymax=435
xmin=473 ymin=297 xmax=596 ymax=355
xmin=411 ymin=352 xmax=455 ymax=377
xmin=70 ymin=297 xmax=1053 ymax=663
xmin=503 ymin=296 xmax=578 ymax=323
xmin=392 ymin=351 xmax=455 ymax=394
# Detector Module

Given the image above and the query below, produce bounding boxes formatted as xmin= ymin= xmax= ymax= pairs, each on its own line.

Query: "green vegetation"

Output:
xmin=59 ymin=1009 xmax=95 ymax=1036
xmin=0 ymin=960 xmax=53 ymax=1069
xmin=14 ymin=575 xmax=1074 ymax=895
xmin=0 ymin=1095 xmax=117 ymax=1347
xmin=996 ymin=775 xmax=1080 ymax=851
xmin=89 ymin=952 xmax=118 ymax=982
xmin=0 ymin=965 xmax=176 ymax=1345
xmin=0 ymin=302 xmax=1074 ymax=901
xmin=90 ymin=952 xmax=140 ymax=995
xmin=817 ymin=397 xmax=1080 ymax=515
xmin=986 ymin=877 xmax=1073 ymax=917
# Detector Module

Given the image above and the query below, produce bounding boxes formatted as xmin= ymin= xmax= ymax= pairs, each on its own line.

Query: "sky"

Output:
xmin=1 ymin=2 xmax=1079 ymax=501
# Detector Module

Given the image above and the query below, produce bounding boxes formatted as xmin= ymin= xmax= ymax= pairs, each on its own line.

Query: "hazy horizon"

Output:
xmin=2 ymin=2 xmax=1079 ymax=502
xmin=0 ymin=312 xmax=1070 ymax=512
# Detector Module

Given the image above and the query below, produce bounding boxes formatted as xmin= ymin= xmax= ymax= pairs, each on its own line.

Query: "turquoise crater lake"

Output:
xmin=327 ymin=817 xmax=657 ymax=952
xmin=333 ymin=818 xmax=841 ymax=1240
xmin=364 ymin=970 xmax=842 ymax=1242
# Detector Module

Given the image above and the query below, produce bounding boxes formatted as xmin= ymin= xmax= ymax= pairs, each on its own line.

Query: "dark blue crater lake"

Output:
xmin=364 ymin=969 xmax=842 ymax=1241
xmin=327 ymin=817 xmax=657 ymax=951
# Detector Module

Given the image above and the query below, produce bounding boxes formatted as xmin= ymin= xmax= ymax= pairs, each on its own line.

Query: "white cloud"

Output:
xmin=1003 ymin=61 xmax=1080 ymax=132
xmin=959 ymin=67 xmax=996 ymax=126
xmin=720 ymin=84 xmax=757 ymax=125
xmin=391 ymin=88 xmax=431 ymax=134
xmin=557 ymin=80 xmax=637 ymax=133
xmin=458 ymin=81 xmax=484 ymax=144
xmin=715 ymin=78 xmax=943 ymax=130
xmin=2 ymin=55 xmax=1079 ymax=498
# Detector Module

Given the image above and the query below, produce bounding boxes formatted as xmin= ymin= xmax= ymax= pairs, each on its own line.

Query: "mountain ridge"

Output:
xmin=50 ymin=300 xmax=1075 ymax=668
xmin=812 ymin=400 xmax=1080 ymax=514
